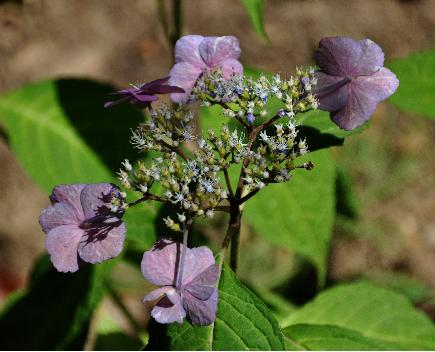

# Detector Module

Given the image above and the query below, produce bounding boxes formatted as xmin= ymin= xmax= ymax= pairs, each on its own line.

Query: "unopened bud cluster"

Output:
xmin=118 ymin=68 xmax=317 ymax=226
xmin=242 ymin=120 xmax=309 ymax=190
xmin=191 ymin=68 xmax=318 ymax=126
xmin=130 ymin=104 xmax=195 ymax=153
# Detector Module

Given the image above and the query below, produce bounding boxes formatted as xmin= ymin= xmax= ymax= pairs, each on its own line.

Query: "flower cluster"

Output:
xmin=242 ymin=120 xmax=311 ymax=190
xmin=118 ymin=150 xmax=227 ymax=219
xmin=192 ymin=68 xmax=319 ymax=127
xmin=38 ymin=34 xmax=399 ymax=328
xmin=129 ymin=104 xmax=195 ymax=154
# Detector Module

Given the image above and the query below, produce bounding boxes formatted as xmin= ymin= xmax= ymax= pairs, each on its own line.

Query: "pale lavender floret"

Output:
xmin=313 ymin=36 xmax=399 ymax=130
xmin=39 ymin=183 xmax=126 ymax=273
xmin=169 ymin=35 xmax=243 ymax=103
xmin=141 ymin=238 xmax=219 ymax=326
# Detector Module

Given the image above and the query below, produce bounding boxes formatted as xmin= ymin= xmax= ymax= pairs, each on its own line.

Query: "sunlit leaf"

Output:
xmin=388 ymin=51 xmax=435 ymax=119
xmin=244 ymin=149 xmax=336 ymax=284
xmin=282 ymin=282 xmax=435 ymax=350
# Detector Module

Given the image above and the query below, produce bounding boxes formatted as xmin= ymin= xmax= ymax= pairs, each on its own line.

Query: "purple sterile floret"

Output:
xmin=104 ymin=77 xmax=185 ymax=109
xmin=169 ymin=35 xmax=243 ymax=103
xmin=39 ymin=183 xmax=126 ymax=273
xmin=141 ymin=238 xmax=219 ymax=326
xmin=313 ymin=36 xmax=399 ymax=130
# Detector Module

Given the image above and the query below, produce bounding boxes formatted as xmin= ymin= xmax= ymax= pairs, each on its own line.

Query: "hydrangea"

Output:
xmin=39 ymin=183 xmax=126 ymax=273
xmin=104 ymin=77 xmax=184 ymax=109
xmin=313 ymin=36 xmax=399 ymax=130
xmin=141 ymin=238 xmax=219 ymax=325
xmin=169 ymin=35 xmax=243 ymax=103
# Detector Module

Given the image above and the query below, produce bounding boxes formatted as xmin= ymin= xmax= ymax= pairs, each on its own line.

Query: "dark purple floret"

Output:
xmin=39 ymin=183 xmax=126 ymax=273
xmin=141 ymin=238 xmax=219 ymax=326
xmin=104 ymin=77 xmax=185 ymax=109
xmin=313 ymin=36 xmax=399 ymax=130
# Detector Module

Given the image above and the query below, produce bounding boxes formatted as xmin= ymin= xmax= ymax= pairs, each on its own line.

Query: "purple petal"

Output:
xmin=104 ymin=97 xmax=130 ymax=108
xmin=45 ymin=224 xmax=84 ymax=273
xmin=80 ymin=183 xmax=119 ymax=219
xmin=50 ymin=184 xmax=86 ymax=212
xmin=314 ymin=72 xmax=350 ymax=112
xmin=130 ymin=91 xmax=159 ymax=103
xmin=39 ymin=202 xmax=83 ymax=233
xmin=141 ymin=238 xmax=180 ymax=286
xmin=141 ymin=77 xmax=170 ymax=88
xmin=168 ymin=62 xmax=203 ymax=103
xmin=141 ymin=83 xmax=185 ymax=95
xmin=331 ymin=84 xmax=378 ymax=130
xmin=351 ymin=39 xmax=385 ymax=76
xmin=143 ymin=286 xmax=174 ymax=302
xmin=183 ymin=288 xmax=218 ymax=326
xmin=151 ymin=290 xmax=186 ymax=324
xmin=174 ymin=35 xmax=205 ymax=67
xmin=78 ymin=221 xmax=125 ymax=264
xmin=182 ymin=246 xmax=216 ymax=286
xmin=184 ymin=264 xmax=219 ymax=301
xmin=315 ymin=37 xmax=362 ymax=76
xmin=199 ymin=36 xmax=241 ymax=68
xmin=353 ymin=67 xmax=399 ymax=103
xmin=315 ymin=37 xmax=386 ymax=77
xmin=219 ymin=58 xmax=243 ymax=80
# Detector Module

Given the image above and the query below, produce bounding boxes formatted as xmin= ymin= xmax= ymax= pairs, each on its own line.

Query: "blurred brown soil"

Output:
xmin=0 ymin=0 xmax=434 ymax=305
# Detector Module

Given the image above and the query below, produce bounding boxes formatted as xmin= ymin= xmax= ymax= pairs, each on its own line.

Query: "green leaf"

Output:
xmin=284 ymin=324 xmax=391 ymax=351
xmin=0 ymin=255 xmax=113 ymax=349
xmin=123 ymin=202 xmax=158 ymax=249
xmin=362 ymin=271 xmax=431 ymax=304
xmin=0 ymin=78 xmax=156 ymax=248
xmin=244 ymin=149 xmax=336 ymax=284
xmin=282 ymin=281 xmax=435 ymax=350
xmin=335 ymin=166 xmax=359 ymax=219
xmin=248 ymin=284 xmax=296 ymax=323
xmin=388 ymin=51 xmax=435 ymax=119
xmin=296 ymin=109 xmax=368 ymax=140
xmin=0 ymin=79 xmax=144 ymax=190
xmin=162 ymin=262 xmax=286 ymax=350
xmin=241 ymin=0 xmax=269 ymax=42
xmin=94 ymin=332 xmax=144 ymax=351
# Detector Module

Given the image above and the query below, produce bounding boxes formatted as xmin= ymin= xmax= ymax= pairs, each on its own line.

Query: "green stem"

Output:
xmin=170 ymin=0 xmax=182 ymax=48
xmin=176 ymin=217 xmax=193 ymax=289
xmin=156 ymin=0 xmax=170 ymax=43
xmin=222 ymin=203 xmax=242 ymax=272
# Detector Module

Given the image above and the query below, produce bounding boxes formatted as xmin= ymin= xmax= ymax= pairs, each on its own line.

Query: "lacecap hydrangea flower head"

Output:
xmin=314 ymin=36 xmax=399 ymax=130
xmin=39 ymin=183 xmax=126 ymax=272
xmin=37 ymin=33 xmax=400 ymax=330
